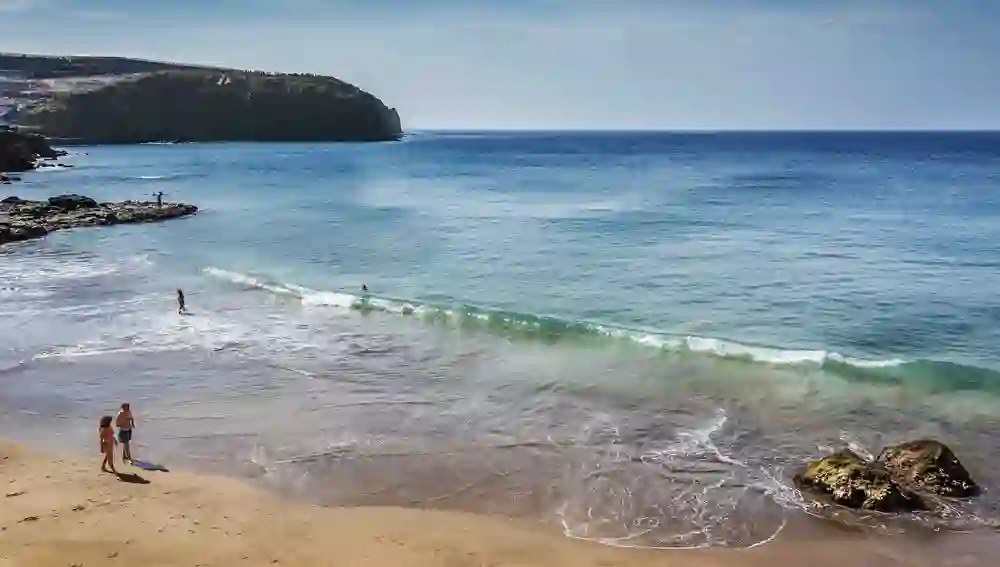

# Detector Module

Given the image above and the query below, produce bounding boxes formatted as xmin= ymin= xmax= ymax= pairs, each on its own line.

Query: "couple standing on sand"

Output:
xmin=98 ymin=403 xmax=136 ymax=474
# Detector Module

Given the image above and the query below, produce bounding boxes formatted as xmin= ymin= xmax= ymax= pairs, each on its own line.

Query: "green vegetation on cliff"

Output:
xmin=0 ymin=53 xmax=203 ymax=79
xmin=2 ymin=54 xmax=402 ymax=143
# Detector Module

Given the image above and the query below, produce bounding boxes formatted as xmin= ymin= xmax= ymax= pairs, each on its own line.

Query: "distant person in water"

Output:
xmin=99 ymin=415 xmax=117 ymax=473
xmin=362 ymin=284 xmax=368 ymax=292
xmin=116 ymin=403 xmax=136 ymax=463
xmin=177 ymin=289 xmax=186 ymax=314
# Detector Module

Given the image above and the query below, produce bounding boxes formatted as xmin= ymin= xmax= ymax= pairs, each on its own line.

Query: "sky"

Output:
xmin=1 ymin=0 xmax=998 ymax=130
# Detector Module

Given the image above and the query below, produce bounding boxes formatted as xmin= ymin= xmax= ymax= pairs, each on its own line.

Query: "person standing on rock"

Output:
xmin=155 ymin=191 xmax=164 ymax=207
xmin=177 ymin=288 xmax=187 ymax=314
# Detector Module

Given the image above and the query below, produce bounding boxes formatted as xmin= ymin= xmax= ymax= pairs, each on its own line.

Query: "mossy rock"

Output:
xmin=878 ymin=440 xmax=979 ymax=498
xmin=794 ymin=450 xmax=925 ymax=512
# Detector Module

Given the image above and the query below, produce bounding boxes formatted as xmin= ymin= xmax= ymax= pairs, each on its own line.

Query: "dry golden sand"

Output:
xmin=0 ymin=442 xmax=978 ymax=567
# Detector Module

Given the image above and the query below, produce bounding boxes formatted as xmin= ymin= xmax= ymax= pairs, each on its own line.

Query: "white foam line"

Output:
xmin=826 ymin=353 xmax=906 ymax=368
xmin=267 ymin=363 xmax=316 ymax=377
xmin=203 ymin=266 xmax=299 ymax=297
xmin=32 ymin=345 xmax=188 ymax=360
xmin=0 ymin=359 xmax=29 ymax=374
xmin=559 ymin=503 xmax=787 ymax=551
xmin=201 ymin=267 xmax=908 ymax=370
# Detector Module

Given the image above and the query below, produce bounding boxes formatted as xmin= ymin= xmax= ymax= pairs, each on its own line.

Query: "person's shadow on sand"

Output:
xmin=116 ymin=472 xmax=150 ymax=484
xmin=132 ymin=460 xmax=170 ymax=472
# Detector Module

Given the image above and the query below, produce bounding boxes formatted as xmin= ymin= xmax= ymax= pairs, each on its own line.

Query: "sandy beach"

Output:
xmin=4 ymin=441 xmax=994 ymax=567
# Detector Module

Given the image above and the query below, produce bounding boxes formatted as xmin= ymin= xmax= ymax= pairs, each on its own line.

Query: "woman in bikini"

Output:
xmin=99 ymin=415 xmax=118 ymax=473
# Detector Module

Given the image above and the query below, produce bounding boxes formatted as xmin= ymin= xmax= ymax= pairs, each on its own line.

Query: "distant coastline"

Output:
xmin=0 ymin=53 xmax=402 ymax=144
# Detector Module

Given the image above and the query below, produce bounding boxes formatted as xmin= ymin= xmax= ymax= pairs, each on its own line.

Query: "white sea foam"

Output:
xmin=203 ymin=266 xmax=298 ymax=296
xmin=131 ymin=173 xmax=189 ymax=181
xmin=0 ymin=286 xmax=53 ymax=299
xmin=684 ymin=336 xmax=827 ymax=364
xmin=591 ymin=325 xmax=904 ymax=369
xmin=641 ymin=408 xmax=742 ymax=466
xmin=825 ymin=352 xmax=905 ymax=368
xmin=3 ymin=262 xmax=119 ymax=285
xmin=32 ymin=344 xmax=183 ymax=360
xmin=558 ymin=408 xmax=786 ymax=550
xmin=299 ymin=290 xmax=361 ymax=308
xmin=201 ymin=266 xmax=909 ymax=371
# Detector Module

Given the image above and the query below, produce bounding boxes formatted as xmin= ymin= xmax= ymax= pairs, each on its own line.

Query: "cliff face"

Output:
xmin=1 ymin=54 xmax=403 ymax=143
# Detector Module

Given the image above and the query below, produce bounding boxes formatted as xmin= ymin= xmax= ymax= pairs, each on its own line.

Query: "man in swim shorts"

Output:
xmin=116 ymin=402 xmax=136 ymax=463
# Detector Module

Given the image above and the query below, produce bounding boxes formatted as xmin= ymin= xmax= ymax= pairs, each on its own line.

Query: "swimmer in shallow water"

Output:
xmin=361 ymin=284 xmax=368 ymax=292
xmin=177 ymin=289 xmax=186 ymax=314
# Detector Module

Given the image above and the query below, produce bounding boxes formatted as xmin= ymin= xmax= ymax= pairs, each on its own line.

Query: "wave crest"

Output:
xmin=202 ymin=266 xmax=1000 ymax=392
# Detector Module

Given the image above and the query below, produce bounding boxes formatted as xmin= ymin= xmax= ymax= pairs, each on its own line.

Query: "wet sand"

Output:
xmin=3 ymin=441 xmax=996 ymax=567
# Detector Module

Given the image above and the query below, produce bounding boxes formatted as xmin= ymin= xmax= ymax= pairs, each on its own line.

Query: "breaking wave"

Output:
xmin=203 ymin=266 xmax=1000 ymax=393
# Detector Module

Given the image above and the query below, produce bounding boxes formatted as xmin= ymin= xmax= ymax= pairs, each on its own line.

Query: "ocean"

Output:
xmin=2 ymin=131 xmax=1000 ymax=552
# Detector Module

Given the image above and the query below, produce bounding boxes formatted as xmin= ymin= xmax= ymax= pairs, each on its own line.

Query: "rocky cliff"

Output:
xmin=1 ymin=53 xmax=402 ymax=143
xmin=0 ymin=126 xmax=66 ymax=175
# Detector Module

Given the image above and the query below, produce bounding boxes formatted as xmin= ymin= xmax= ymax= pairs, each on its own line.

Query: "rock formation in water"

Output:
xmin=878 ymin=439 xmax=979 ymax=498
xmin=795 ymin=439 xmax=980 ymax=513
xmin=1 ymin=53 xmax=402 ymax=143
xmin=793 ymin=449 xmax=925 ymax=512
xmin=0 ymin=194 xmax=197 ymax=245
xmin=0 ymin=127 xmax=67 ymax=174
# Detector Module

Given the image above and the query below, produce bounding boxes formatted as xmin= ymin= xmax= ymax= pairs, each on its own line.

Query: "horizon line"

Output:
xmin=408 ymin=128 xmax=1000 ymax=134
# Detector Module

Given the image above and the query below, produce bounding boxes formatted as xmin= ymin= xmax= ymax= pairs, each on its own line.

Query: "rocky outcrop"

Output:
xmin=46 ymin=194 xmax=98 ymax=210
xmin=795 ymin=439 xmax=980 ymax=513
xmin=878 ymin=440 xmax=979 ymax=498
xmin=0 ymin=127 xmax=67 ymax=174
xmin=2 ymin=53 xmax=403 ymax=143
xmin=0 ymin=196 xmax=197 ymax=245
xmin=793 ymin=450 xmax=925 ymax=512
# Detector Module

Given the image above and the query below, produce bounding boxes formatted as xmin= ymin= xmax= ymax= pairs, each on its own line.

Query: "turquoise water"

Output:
xmin=2 ymin=131 xmax=1000 ymax=549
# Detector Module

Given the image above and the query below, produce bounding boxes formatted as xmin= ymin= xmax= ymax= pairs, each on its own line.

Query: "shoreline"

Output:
xmin=2 ymin=441 xmax=994 ymax=566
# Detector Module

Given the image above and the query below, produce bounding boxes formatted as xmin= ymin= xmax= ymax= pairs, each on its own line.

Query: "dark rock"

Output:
xmin=19 ymin=131 xmax=62 ymax=159
xmin=0 ymin=222 xmax=48 ymax=245
xmin=878 ymin=440 xmax=979 ymax=498
xmin=793 ymin=449 xmax=925 ymax=512
xmin=1 ymin=194 xmax=196 ymax=245
xmin=48 ymin=194 xmax=98 ymax=210
xmin=0 ymin=128 xmax=63 ymax=173
xmin=0 ymin=132 xmax=36 ymax=171
xmin=0 ymin=196 xmax=22 ymax=211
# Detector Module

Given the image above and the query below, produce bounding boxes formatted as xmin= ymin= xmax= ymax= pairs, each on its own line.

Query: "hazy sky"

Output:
xmin=2 ymin=0 xmax=998 ymax=130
